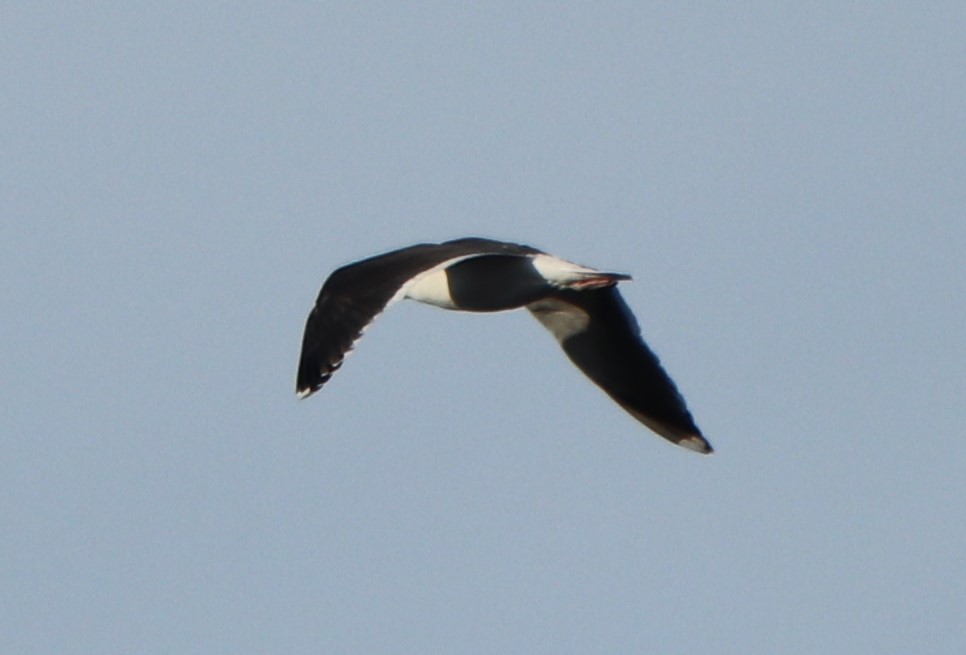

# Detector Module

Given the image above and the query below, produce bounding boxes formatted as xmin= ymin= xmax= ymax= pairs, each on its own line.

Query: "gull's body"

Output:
xmin=296 ymin=237 xmax=711 ymax=453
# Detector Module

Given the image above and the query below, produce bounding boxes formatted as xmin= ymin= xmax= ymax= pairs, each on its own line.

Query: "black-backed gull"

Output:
xmin=296 ymin=237 xmax=711 ymax=454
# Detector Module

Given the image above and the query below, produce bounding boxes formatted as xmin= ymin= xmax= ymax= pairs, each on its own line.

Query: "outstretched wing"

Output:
xmin=528 ymin=286 xmax=712 ymax=453
xmin=297 ymin=243 xmax=446 ymax=397
xmin=296 ymin=238 xmax=543 ymax=398
xmin=296 ymin=288 xmax=395 ymax=398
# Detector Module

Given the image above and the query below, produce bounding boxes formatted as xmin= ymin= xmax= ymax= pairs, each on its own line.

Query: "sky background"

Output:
xmin=3 ymin=3 xmax=965 ymax=654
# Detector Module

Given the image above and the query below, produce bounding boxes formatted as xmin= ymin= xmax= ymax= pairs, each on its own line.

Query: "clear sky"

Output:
xmin=3 ymin=3 xmax=964 ymax=654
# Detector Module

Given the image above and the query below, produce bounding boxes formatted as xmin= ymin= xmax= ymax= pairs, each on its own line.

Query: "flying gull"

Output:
xmin=296 ymin=237 xmax=712 ymax=454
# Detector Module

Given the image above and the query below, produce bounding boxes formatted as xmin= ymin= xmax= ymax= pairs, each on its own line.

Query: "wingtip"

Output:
xmin=296 ymin=386 xmax=316 ymax=400
xmin=678 ymin=435 xmax=714 ymax=454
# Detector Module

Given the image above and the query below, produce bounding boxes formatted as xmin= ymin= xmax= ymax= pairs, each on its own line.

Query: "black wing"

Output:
xmin=296 ymin=238 xmax=543 ymax=397
xmin=528 ymin=286 xmax=712 ymax=453
xmin=296 ymin=243 xmax=444 ymax=397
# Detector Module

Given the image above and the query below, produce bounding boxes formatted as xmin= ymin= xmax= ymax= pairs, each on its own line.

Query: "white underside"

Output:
xmin=399 ymin=255 xmax=476 ymax=309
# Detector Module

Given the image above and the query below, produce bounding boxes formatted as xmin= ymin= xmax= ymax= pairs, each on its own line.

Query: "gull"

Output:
xmin=296 ymin=237 xmax=711 ymax=453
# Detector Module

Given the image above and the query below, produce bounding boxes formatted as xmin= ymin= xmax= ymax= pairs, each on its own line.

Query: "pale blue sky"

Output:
xmin=3 ymin=3 xmax=965 ymax=653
